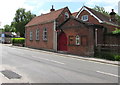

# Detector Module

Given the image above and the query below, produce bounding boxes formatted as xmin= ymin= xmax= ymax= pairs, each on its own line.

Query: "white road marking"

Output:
xmin=35 ymin=57 xmax=65 ymax=65
xmin=96 ymin=71 xmax=120 ymax=78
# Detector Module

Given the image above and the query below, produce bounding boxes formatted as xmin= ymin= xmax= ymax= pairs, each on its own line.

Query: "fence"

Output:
xmin=95 ymin=35 xmax=120 ymax=61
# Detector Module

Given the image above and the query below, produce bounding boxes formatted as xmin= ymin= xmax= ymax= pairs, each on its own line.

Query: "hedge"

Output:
xmin=94 ymin=51 xmax=120 ymax=61
xmin=11 ymin=38 xmax=25 ymax=44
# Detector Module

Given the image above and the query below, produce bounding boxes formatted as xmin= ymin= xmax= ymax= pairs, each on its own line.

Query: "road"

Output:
xmin=0 ymin=44 xmax=119 ymax=83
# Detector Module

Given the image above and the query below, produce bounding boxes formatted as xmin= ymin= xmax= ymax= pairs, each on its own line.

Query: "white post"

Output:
xmin=53 ymin=20 xmax=57 ymax=51
xmin=95 ymin=28 xmax=98 ymax=47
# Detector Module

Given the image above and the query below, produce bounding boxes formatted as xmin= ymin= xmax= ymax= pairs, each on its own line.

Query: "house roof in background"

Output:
xmin=72 ymin=12 xmax=78 ymax=17
xmin=76 ymin=6 xmax=118 ymax=26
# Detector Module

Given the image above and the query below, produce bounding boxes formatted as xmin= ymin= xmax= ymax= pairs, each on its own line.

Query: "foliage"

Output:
xmin=112 ymin=28 xmax=120 ymax=34
xmin=11 ymin=8 xmax=36 ymax=37
xmin=11 ymin=38 xmax=25 ymax=44
xmin=3 ymin=24 xmax=16 ymax=32
xmin=93 ymin=5 xmax=109 ymax=16
xmin=94 ymin=51 xmax=120 ymax=61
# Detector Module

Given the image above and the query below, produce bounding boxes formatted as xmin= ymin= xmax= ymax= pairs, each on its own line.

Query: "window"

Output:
xmin=36 ymin=29 xmax=39 ymax=40
xmin=30 ymin=31 xmax=33 ymax=40
xmin=65 ymin=12 xmax=69 ymax=20
xmin=43 ymin=28 xmax=47 ymax=41
xmin=81 ymin=15 xmax=88 ymax=21
xmin=76 ymin=35 xmax=80 ymax=45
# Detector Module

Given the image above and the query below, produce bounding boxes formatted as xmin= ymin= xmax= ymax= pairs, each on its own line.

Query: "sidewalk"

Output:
xmin=2 ymin=44 xmax=120 ymax=66
xmin=0 ymin=65 xmax=30 ymax=83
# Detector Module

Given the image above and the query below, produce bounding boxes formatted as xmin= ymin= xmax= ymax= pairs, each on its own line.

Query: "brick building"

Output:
xmin=25 ymin=6 xmax=71 ymax=51
xmin=25 ymin=6 xmax=120 ymax=56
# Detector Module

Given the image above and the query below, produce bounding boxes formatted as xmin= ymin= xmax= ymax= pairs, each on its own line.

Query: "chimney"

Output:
xmin=50 ymin=5 xmax=55 ymax=12
xmin=109 ymin=9 xmax=116 ymax=22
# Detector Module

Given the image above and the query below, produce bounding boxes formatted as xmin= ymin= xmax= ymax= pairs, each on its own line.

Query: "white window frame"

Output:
xmin=30 ymin=31 xmax=33 ymax=40
xmin=36 ymin=29 xmax=39 ymax=40
xmin=76 ymin=35 xmax=80 ymax=45
xmin=81 ymin=15 xmax=88 ymax=21
xmin=65 ymin=12 xmax=69 ymax=20
xmin=43 ymin=28 xmax=47 ymax=41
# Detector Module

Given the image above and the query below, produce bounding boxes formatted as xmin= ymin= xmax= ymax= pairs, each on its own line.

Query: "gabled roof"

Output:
xmin=76 ymin=6 xmax=118 ymax=26
xmin=26 ymin=7 xmax=67 ymax=27
xmin=72 ymin=12 xmax=78 ymax=17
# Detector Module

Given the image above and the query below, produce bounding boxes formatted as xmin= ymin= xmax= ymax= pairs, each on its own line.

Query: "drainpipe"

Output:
xmin=95 ymin=28 xmax=98 ymax=47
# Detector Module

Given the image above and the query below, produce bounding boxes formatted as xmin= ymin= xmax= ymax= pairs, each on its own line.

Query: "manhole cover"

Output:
xmin=1 ymin=70 xmax=22 ymax=79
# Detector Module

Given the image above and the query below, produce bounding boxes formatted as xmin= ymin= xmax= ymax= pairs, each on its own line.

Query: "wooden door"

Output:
xmin=58 ymin=32 xmax=67 ymax=51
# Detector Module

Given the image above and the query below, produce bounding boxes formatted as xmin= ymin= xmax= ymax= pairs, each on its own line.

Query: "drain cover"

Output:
xmin=1 ymin=70 xmax=22 ymax=79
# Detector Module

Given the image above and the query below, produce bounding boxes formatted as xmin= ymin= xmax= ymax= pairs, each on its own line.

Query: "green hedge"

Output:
xmin=94 ymin=52 xmax=120 ymax=61
xmin=11 ymin=38 xmax=25 ymax=44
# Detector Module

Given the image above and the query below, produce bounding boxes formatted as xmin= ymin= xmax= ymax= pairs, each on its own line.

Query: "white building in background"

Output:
xmin=119 ymin=1 xmax=120 ymax=15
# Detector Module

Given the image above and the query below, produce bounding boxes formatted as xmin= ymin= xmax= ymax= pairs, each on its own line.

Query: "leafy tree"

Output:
xmin=3 ymin=25 xmax=16 ymax=32
xmin=3 ymin=25 xmax=11 ymax=32
xmin=11 ymin=8 xmax=36 ymax=37
xmin=93 ymin=5 xmax=109 ymax=16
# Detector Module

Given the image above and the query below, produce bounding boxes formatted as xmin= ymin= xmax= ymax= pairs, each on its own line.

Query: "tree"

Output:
xmin=3 ymin=25 xmax=16 ymax=32
xmin=11 ymin=8 xmax=36 ymax=37
xmin=93 ymin=5 xmax=109 ymax=16
xmin=3 ymin=25 xmax=11 ymax=32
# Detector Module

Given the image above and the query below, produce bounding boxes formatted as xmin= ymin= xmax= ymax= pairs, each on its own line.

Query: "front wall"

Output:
xmin=60 ymin=19 xmax=94 ymax=56
xmin=25 ymin=22 xmax=54 ymax=50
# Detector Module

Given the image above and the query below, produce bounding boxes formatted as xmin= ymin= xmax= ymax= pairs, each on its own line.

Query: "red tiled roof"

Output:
xmin=26 ymin=7 xmax=66 ymax=27
xmin=72 ymin=12 xmax=78 ymax=17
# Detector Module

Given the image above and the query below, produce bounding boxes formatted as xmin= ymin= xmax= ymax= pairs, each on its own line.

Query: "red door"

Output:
xmin=58 ymin=32 xmax=67 ymax=51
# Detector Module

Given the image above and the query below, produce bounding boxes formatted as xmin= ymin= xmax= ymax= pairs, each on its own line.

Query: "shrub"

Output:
xmin=11 ymin=38 xmax=25 ymax=44
xmin=114 ymin=55 xmax=120 ymax=61
xmin=94 ymin=51 xmax=120 ymax=61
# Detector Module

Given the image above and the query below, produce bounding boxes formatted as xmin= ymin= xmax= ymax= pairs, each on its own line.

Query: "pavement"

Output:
xmin=0 ymin=65 xmax=29 ymax=83
xmin=2 ymin=44 xmax=120 ymax=66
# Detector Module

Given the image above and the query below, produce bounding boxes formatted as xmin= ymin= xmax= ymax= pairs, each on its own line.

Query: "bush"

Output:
xmin=94 ymin=52 xmax=120 ymax=61
xmin=11 ymin=38 xmax=25 ymax=44
xmin=114 ymin=55 xmax=120 ymax=61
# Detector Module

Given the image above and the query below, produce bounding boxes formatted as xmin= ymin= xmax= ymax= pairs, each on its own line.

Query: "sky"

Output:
xmin=0 ymin=0 xmax=120 ymax=28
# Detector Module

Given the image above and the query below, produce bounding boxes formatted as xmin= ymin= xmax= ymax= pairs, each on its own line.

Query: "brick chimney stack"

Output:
xmin=50 ymin=5 xmax=55 ymax=12
xmin=109 ymin=9 xmax=116 ymax=22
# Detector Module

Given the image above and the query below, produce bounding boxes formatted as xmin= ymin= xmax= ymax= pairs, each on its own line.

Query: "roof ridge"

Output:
xmin=37 ymin=6 xmax=67 ymax=17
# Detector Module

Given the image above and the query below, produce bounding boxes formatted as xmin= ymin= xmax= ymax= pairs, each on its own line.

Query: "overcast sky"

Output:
xmin=0 ymin=0 xmax=120 ymax=28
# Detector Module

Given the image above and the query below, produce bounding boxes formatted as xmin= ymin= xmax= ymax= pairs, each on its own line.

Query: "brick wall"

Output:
xmin=59 ymin=18 xmax=95 ymax=56
xmin=25 ymin=22 xmax=54 ymax=50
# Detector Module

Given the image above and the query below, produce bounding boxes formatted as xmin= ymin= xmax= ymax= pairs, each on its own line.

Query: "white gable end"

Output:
xmin=76 ymin=7 xmax=103 ymax=23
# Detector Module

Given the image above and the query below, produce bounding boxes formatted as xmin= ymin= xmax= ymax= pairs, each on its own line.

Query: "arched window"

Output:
xmin=43 ymin=28 xmax=47 ymax=41
xmin=64 ymin=12 xmax=69 ymax=20
xmin=76 ymin=35 xmax=80 ymax=45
